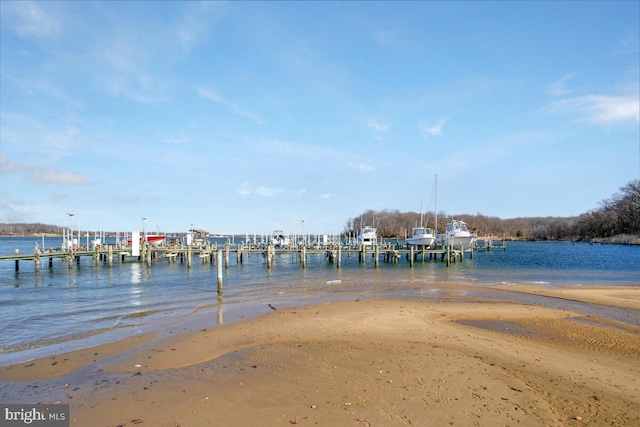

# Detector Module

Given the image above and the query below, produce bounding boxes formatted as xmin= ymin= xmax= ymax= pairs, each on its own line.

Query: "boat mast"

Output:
xmin=434 ymin=174 xmax=438 ymax=235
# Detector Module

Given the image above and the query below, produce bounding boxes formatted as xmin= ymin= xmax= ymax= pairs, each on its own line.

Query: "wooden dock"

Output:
xmin=0 ymin=240 xmax=478 ymax=274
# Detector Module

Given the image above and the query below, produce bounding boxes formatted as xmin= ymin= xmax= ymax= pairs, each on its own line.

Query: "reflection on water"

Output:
xmin=130 ymin=263 xmax=142 ymax=284
xmin=217 ymin=295 xmax=224 ymax=325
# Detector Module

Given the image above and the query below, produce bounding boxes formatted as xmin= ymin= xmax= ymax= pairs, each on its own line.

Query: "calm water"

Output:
xmin=1 ymin=237 xmax=638 ymax=365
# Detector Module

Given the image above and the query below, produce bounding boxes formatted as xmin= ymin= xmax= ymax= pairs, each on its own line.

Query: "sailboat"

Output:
xmin=406 ymin=200 xmax=435 ymax=248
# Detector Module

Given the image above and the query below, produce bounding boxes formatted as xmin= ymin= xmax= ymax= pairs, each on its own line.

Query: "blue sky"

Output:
xmin=1 ymin=1 xmax=638 ymax=235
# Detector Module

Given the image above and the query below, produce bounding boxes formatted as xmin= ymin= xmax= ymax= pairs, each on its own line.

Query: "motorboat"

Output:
xmin=272 ymin=230 xmax=290 ymax=247
xmin=357 ymin=226 xmax=377 ymax=246
xmin=443 ymin=219 xmax=476 ymax=248
xmin=128 ymin=234 xmax=166 ymax=246
xmin=406 ymin=198 xmax=435 ymax=248
xmin=406 ymin=226 xmax=436 ymax=248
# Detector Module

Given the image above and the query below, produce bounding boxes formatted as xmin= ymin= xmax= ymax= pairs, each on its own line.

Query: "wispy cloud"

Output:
xmin=237 ymin=181 xmax=308 ymax=198
xmin=1 ymin=1 xmax=62 ymax=39
xmin=175 ymin=2 xmax=221 ymax=53
xmin=49 ymin=192 xmax=71 ymax=201
xmin=614 ymin=26 xmax=640 ymax=56
xmin=237 ymin=182 xmax=283 ymax=198
xmin=348 ymin=162 xmax=375 ymax=172
xmin=1 ymin=155 xmax=90 ymax=186
xmin=546 ymin=94 xmax=639 ymax=124
xmin=0 ymin=155 xmax=28 ymax=174
xmin=198 ymin=87 xmax=265 ymax=125
xmin=544 ymin=74 xmax=575 ymax=97
xmin=367 ymin=118 xmax=391 ymax=133
xmin=419 ymin=118 xmax=447 ymax=137
xmin=367 ymin=118 xmax=391 ymax=140
xmin=26 ymin=170 xmax=91 ymax=186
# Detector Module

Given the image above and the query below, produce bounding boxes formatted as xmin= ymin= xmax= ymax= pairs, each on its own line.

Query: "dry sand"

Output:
xmin=1 ymin=285 xmax=639 ymax=426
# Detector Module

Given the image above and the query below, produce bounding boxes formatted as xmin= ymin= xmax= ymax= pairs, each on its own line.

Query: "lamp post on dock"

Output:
xmin=142 ymin=217 xmax=148 ymax=243
xmin=67 ymin=212 xmax=75 ymax=248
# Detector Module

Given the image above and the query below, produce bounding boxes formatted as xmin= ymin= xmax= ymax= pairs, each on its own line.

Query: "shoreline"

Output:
xmin=1 ymin=284 xmax=639 ymax=426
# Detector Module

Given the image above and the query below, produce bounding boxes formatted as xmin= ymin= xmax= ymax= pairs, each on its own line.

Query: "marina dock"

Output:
xmin=0 ymin=238 xmax=492 ymax=274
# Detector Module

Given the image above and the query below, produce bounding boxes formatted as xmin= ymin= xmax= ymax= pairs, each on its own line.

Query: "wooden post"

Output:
xmin=374 ymin=244 xmax=379 ymax=267
xmin=187 ymin=246 xmax=192 ymax=268
xmin=337 ymin=244 xmax=341 ymax=269
xmin=108 ymin=245 xmax=113 ymax=267
xmin=446 ymin=245 xmax=450 ymax=267
xmin=217 ymin=249 xmax=223 ymax=294
xmin=409 ymin=246 xmax=414 ymax=267
xmin=267 ymin=244 xmax=273 ymax=269
xmin=224 ymin=241 xmax=230 ymax=269
xmin=301 ymin=246 xmax=306 ymax=268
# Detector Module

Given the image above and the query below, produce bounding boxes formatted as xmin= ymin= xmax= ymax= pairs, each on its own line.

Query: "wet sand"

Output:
xmin=1 ymin=284 xmax=639 ymax=426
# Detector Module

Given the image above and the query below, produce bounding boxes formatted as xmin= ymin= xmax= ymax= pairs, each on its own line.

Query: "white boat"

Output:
xmin=271 ymin=230 xmax=290 ymax=247
xmin=357 ymin=226 xmax=377 ymax=246
xmin=406 ymin=198 xmax=436 ymax=248
xmin=406 ymin=226 xmax=436 ymax=248
xmin=443 ymin=219 xmax=476 ymax=248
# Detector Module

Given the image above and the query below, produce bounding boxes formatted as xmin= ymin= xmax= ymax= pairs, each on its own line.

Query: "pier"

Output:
xmin=0 ymin=239 xmax=482 ymax=276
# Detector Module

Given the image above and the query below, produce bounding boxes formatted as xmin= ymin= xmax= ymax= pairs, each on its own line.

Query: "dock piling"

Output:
xmin=217 ymin=249 xmax=223 ymax=294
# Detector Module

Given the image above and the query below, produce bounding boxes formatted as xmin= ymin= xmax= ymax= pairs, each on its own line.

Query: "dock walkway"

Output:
xmin=0 ymin=240 xmax=484 ymax=273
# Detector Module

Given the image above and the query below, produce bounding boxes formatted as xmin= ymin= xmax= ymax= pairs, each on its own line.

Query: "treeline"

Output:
xmin=574 ymin=180 xmax=640 ymax=241
xmin=345 ymin=180 xmax=640 ymax=243
xmin=0 ymin=223 xmax=64 ymax=236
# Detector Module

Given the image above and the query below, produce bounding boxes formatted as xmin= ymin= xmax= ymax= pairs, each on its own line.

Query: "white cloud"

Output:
xmin=237 ymin=182 xmax=284 ymax=197
xmin=419 ymin=118 xmax=447 ymax=137
xmin=367 ymin=118 xmax=391 ymax=133
xmin=546 ymin=94 xmax=639 ymax=124
xmin=198 ymin=87 xmax=265 ymax=125
xmin=544 ymin=74 xmax=575 ymax=97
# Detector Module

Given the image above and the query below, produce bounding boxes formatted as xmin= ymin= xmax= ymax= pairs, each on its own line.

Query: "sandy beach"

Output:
xmin=1 ymin=284 xmax=639 ymax=426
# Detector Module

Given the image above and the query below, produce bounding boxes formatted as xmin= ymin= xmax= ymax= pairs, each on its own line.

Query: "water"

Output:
xmin=1 ymin=237 xmax=638 ymax=365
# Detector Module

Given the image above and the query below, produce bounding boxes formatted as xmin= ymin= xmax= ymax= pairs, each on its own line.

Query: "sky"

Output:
xmin=1 ymin=1 xmax=639 ymax=235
